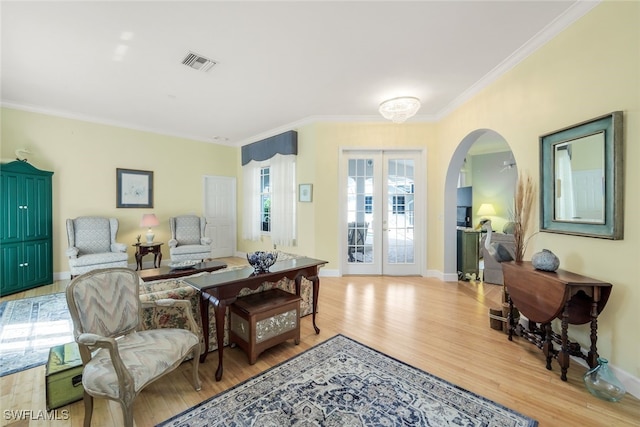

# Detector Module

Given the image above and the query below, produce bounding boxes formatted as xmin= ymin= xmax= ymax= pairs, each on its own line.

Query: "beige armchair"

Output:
xmin=66 ymin=217 xmax=128 ymax=278
xmin=168 ymin=215 xmax=212 ymax=262
xmin=66 ymin=268 xmax=201 ymax=427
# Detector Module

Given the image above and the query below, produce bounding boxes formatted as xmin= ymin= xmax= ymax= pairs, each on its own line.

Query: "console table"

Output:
xmin=184 ymin=257 xmax=327 ymax=381
xmin=502 ymin=261 xmax=612 ymax=381
xmin=133 ymin=242 xmax=163 ymax=270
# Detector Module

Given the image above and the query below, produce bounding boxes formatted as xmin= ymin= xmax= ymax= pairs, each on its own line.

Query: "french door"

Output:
xmin=341 ymin=150 xmax=423 ymax=275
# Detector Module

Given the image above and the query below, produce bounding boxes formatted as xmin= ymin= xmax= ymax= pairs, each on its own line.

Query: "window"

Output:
xmin=364 ymin=196 xmax=373 ymax=214
xmin=392 ymin=195 xmax=405 ymax=214
xmin=260 ymin=167 xmax=271 ymax=232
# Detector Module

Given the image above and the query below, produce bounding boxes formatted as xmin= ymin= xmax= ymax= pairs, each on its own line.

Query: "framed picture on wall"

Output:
xmin=116 ymin=168 xmax=154 ymax=208
xmin=299 ymin=184 xmax=313 ymax=202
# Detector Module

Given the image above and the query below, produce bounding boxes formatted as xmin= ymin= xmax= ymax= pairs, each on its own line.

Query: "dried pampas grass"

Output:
xmin=512 ymin=173 xmax=536 ymax=262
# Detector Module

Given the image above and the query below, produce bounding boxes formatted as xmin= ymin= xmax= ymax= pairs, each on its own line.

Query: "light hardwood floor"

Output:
xmin=1 ymin=258 xmax=639 ymax=426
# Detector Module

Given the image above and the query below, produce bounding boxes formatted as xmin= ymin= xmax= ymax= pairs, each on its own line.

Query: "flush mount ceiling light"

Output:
xmin=378 ymin=96 xmax=421 ymax=123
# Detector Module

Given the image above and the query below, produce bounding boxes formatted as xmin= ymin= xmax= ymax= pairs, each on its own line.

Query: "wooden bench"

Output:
xmin=229 ymin=288 xmax=301 ymax=364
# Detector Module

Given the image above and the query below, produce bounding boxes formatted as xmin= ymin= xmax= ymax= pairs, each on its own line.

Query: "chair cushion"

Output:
xmin=170 ymin=245 xmax=210 ymax=256
xmin=74 ymin=217 xmax=112 ymax=254
xmin=67 ymin=252 xmax=128 ymax=268
xmin=174 ymin=216 xmax=202 ymax=245
xmin=82 ymin=328 xmax=199 ymax=398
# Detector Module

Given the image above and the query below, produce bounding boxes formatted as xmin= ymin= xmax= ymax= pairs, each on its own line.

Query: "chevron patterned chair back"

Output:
xmin=65 ymin=268 xmax=201 ymax=427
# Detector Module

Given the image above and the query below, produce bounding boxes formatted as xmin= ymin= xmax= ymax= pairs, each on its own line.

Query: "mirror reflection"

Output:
xmin=553 ymin=132 xmax=605 ymax=223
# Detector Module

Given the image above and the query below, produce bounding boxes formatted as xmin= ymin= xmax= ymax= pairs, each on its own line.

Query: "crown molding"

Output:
xmin=436 ymin=0 xmax=601 ymax=120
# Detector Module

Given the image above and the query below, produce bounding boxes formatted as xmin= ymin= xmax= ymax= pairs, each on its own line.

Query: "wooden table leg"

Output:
xmin=199 ymin=293 xmax=211 ymax=363
xmin=213 ymin=299 xmax=227 ymax=381
xmin=588 ymin=287 xmax=601 ymax=368
xmin=507 ymin=295 xmax=514 ymax=341
xmin=543 ymin=323 xmax=553 ymax=370
xmin=310 ymin=275 xmax=320 ymax=334
xmin=135 ymin=251 xmax=142 ymax=271
xmin=558 ymin=302 xmax=570 ymax=381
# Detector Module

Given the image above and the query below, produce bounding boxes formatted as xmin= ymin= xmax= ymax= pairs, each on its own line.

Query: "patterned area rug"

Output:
xmin=159 ymin=335 xmax=538 ymax=427
xmin=0 ymin=293 xmax=74 ymax=377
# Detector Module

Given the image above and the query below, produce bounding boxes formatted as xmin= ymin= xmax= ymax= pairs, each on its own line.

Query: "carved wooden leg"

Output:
xmin=588 ymin=290 xmax=600 ymax=368
xmin=199 ymin=293 xmax=211 ymax=363
xmin=214 ymin=299 xmax=227 ymax=381
xmin=310 ymin=275 xmax=320 ymax=334
xmin=543 ymin=323 xmax=553 ymax=370
xmin=82 ymin=392 xmax=93 ymax=427
xmin=558 ymin=302 xmax=570 ymax=381
xmin=507 ymin=295 xmax=514 ymax=341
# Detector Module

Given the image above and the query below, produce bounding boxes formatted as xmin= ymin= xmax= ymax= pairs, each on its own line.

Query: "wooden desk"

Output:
xmin=502 ymin=261 xmax=612 ymax=381
xmin=184 ymin=257 xmax=327 ymax=381
xmin=133 ymin=242 xmax=163 ymax=270
xmin=137 ymin=260 xmax=227 ymax=282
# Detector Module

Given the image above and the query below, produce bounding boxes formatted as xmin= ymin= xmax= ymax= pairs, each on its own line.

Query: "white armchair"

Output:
xmin=168 ymin=215 xmax=212 ymax=262
xmin=66 ymin=217 xmax=128 ymax=277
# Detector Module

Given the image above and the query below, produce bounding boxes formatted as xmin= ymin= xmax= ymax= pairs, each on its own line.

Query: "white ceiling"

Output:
xmin=1 ymin=1 xmax=598 ymax=146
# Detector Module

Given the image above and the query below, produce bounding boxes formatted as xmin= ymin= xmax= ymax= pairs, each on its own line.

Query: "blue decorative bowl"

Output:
xmin=247 ymin=251 xmax=278 ymax=273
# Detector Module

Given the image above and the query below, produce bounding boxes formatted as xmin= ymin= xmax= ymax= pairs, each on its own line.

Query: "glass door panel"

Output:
xmin=343 ymin=150 xmax=422 ymax=276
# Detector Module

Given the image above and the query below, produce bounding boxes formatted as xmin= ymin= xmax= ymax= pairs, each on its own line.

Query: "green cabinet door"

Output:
xmin=0 ymin=243 xmax=21 ymax=295
xmin=0 ymin=161 xmax=54 ymax=295
xmin=0 ymin=171 xmax=21 ymax=243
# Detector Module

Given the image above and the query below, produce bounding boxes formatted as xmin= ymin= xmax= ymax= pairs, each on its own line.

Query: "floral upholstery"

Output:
xmin=66 ymin=268 xmax=201 ymax=427
xmin=138 ymin=254 xmax=314 ymax=353
xmin=66 ymin=217 xmax=128 ymax=277
xmin=168 ymin=215 xmax=213 ymax=262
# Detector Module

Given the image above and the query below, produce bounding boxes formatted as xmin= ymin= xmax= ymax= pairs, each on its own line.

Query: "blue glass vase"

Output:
xmin=583 ymin=358 xmax=626 ymax=402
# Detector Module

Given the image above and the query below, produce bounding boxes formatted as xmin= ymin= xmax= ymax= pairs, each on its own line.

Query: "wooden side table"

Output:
xmin=133 ymin=242 xmax=163 ymax=270
xmin=502 ymin=261 xmax=612 ymax=381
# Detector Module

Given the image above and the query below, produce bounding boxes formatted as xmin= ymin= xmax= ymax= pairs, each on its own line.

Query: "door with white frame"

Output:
xmin=341 ymin=150 xmax=423 ymax=275
xmin=203 ymin=175 xmax=236 ymax=258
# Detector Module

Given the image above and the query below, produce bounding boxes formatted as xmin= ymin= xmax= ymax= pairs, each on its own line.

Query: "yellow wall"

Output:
xmin=1 ymin=1 xmax=637 ymax=378
xmin=240 ymin=1 xmax=640 ymax=377
xmin=1 ymin=109 xmax=238 ymax=273
xmin=436 ymin=0 xmax=639 ymax=375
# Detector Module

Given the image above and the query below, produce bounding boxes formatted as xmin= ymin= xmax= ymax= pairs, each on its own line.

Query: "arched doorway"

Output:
xmin=443 ymin=129 xmax=516 ymax=281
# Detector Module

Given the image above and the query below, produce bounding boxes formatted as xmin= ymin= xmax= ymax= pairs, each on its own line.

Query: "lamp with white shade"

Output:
xmin=476 ymin=203 xmax=496 ymax=229
xmin=140 ymin=214 xmax=160 ymax=244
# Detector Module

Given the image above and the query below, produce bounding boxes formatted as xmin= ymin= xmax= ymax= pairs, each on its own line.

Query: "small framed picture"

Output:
xmin=299 ymin=184 xmax=313 ymax=202
xmin=116 ymin=168 xmax=154 ymax=208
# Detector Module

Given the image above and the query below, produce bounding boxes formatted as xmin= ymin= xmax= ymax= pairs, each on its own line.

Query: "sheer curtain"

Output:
xmin=270 ymin=154 xmax=296 ymax=246
xmin=242 ymin=161 xmax=261 ymax=241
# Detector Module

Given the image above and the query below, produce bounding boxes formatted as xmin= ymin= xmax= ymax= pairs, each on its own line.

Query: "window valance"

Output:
xmin=241 ymin=130 xmax=298 ymax=166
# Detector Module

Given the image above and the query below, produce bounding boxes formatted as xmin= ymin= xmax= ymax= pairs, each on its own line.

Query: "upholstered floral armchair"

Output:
xmin=168 ymin=215 xmax=212 ymax=262
xmin=66 ymin=216 xmax=128 ymax=277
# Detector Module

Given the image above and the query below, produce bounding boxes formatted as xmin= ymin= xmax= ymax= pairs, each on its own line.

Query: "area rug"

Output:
xmin=159 ymin=334 xmax=538 ymax=427
xmin=0 ymin=293 xmax=74 ymax=377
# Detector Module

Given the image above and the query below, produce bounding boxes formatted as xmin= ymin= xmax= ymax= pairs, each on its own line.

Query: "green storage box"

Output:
xmin=45 ymin=342 xmax=84 ymax=410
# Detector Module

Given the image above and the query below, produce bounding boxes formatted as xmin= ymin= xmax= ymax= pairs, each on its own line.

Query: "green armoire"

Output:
xmin=1 ymin=161 xmax=54 ymax=296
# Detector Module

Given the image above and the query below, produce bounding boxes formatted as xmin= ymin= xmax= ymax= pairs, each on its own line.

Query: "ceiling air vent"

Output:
xmin=181 ymin=52 xmax=217 ymax=72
